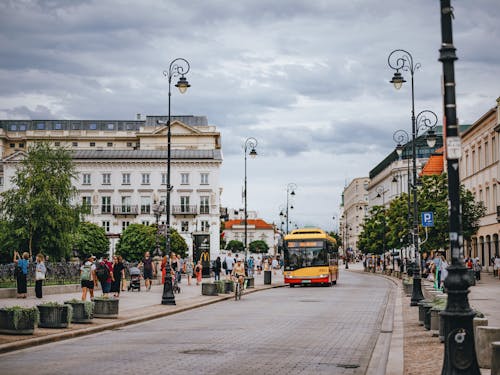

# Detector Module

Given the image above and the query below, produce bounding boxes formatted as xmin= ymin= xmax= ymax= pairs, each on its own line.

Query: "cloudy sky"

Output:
xmin=1 ymin=0 xmax=499 ymax=231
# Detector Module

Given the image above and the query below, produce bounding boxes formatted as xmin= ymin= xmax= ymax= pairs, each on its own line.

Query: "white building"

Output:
xmin=0 ymin=115 xmax=222 ymax=262
xmin=223 ymin=215 xmax=276 ymax=255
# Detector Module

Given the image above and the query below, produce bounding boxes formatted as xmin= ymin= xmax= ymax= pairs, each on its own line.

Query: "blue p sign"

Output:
xmin=421 ymin=212 xmax=434 ymax=227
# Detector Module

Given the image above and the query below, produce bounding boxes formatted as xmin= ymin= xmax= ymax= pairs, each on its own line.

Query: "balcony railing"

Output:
xmin=113 ymin=205 xmax=139 ymax=216
xmin=172 ymin=205 xmax=198 ymax=215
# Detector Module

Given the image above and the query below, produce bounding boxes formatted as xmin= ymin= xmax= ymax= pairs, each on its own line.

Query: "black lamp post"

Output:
xmin=439 ymin=1 xmax=480 ymax=373
xmin=160 ymin=58 xmax=191 ymax=306
xmin=152 ymin=199 xmax=165 ymax=257
xmin=388 ymin=49 xmax=439 ymax=306
xmin=285 ymin=183 xmax=297 ymax=234
xmin=244 ymin=137 xmax=258 ymax=262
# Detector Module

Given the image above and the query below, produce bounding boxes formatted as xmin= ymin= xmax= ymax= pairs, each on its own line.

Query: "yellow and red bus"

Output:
xmin=283 ymin=228 xmax=339 ymax=287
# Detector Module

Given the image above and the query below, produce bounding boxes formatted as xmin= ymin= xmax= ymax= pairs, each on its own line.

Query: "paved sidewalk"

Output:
xmin=0 ymin=272 xmax=284 ymax=354
xmin=347 ymin=261 xmax=500 ymax=375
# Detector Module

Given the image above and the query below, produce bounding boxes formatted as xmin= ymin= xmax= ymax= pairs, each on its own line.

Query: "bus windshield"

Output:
xmin=285 ymin=243 xmax=327 ymax=270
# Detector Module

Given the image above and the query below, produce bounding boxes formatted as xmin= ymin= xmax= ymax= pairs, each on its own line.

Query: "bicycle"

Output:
xmin=232 ymin=274 xmax=244 ymax=300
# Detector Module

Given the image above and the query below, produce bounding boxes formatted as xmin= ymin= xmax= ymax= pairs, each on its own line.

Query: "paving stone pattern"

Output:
xmin=0 ymin=271 xmax=392 ymax=375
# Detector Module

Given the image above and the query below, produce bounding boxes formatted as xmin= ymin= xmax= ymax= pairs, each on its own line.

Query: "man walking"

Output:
xmin=224 ymin=252 xmax=234 ymax=279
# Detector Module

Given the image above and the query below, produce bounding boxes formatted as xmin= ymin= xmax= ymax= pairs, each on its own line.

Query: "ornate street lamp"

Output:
xmin=152 ymin=198 xmax=165 ymax=257
xmin=159 ymin=58 xmax=190 ymax=306
xmin=439 ymin=1 xmax=480 ymax=372
xmin=376 ymin=186 xmax=387 ymax=271
xmin=285 ymin=183 xmax=297 ymax=234
xmin=244 ymin=137 xmax=258 ymax=262
xmin=388 ymin=49 xmax=438 ymax=306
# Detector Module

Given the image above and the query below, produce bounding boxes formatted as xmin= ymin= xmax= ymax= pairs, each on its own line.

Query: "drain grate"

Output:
xmin=180 ymin=349 xmax=221 ymax=355
xmin=337 ymin=364 xmax=360 ymax=369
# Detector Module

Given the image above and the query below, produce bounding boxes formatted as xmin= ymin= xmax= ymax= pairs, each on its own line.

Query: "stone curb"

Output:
xmin=0 ymin=283 xmax=284 ymax=355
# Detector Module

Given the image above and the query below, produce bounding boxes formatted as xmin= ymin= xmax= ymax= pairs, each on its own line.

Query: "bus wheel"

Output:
xmin=332 ymin=280 xmax=337 ymax=285
xmin=289 ymin=284 xmax=295 ymax=288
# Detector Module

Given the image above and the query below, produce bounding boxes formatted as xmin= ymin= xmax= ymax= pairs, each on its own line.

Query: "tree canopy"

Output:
xmin=73 ymin=221 xmax=110 ymax=259
xmin=226 ymin=240 xmax=244 ymax=253
xmin=249 ymin=240 xmax=269 ymax=253
xmin=0 ymin=143 xmax=82 ymax=261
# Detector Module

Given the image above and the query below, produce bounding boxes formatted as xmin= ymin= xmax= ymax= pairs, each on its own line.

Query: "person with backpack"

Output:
xmin=96 ymin=255 xmax=114 ymax=297
xmin=80 ymin=255 xmax=97 ymax=301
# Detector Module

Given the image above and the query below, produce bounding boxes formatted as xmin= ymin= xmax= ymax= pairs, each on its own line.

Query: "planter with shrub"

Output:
xmin=93 ymin=297 xmax=119 ymax=318
xmin=0 ymin=306 xmax=39 ymax=335
xmin=37 ymin=302 xmax=73 ymax=329
xmin=65 ymin=299 xmax=94 ymax=323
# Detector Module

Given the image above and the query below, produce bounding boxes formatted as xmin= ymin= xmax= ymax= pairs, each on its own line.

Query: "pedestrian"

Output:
xmin=80 ymin=255 xmax=97 ymax=301
xmin=185 ymin=257 xmax=194 ymax=285
xmin=13 ymin=251 xmax=29 ymax=298
xmin=272 ymin=257 xmax=279 ymax=275
xmin=35 ymin=253 xmax=46 ymax=299
xmin=473 ymin=257 xmax=482 ymax=281
xmin=256 ymin=256 xmax=262 ymax=274
xmin=111 ymin=255 xmax=125 ymax=298
xmin=214 ymin=256 xmax=222 ymax=281
xmin=224 ymin=252 xmax=234 ymax=280
xmin=161 ymin=254 xmax=168 ymax=284
xmin=195 ymin=261 xmax=203 ymax=285
xmin=170 ymin=252 xmax=178 ymax=282
xmin=176 ymin=254 xmax=183 ymax=284
xmin=440 ymin=255 xmax=449 ymax=290
xmin=247 ymin=256 xmax=254 ymax=277
xmin=494 ymin=254 xmax=500 ymax=279
xmin=140 ymin=251 xmax=156 ymax=291
xmin=96 ymin=255 xmax=114 ymax=297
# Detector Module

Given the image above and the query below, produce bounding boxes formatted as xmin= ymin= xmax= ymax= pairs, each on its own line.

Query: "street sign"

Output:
xmin=421 ymin=212 xmax=434 ymax=227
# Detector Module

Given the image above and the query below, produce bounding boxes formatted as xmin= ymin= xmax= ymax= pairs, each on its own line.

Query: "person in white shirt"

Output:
xmin=224 ymin=252 xmax=235 ymax=279
xmin=80 ymin=255 xmax=97 ymax=301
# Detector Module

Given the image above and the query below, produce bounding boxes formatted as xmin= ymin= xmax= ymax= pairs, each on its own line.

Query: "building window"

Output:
xmin=141 ymin=220 xmax=150 ymax=226
xmin=0 ymin=176 xmax=4 ymax=186
xmin=9 ymin=143 xmax=15 ymax=148
xmin=122 ymin=221 xmax=130 ymax=231
xmin=107 ymin=123 xmax=114 ymax=130
xmin=181 ymin=173 xmax=189 ymax=185
xmin=478 ymin=146 xmax=482 ymax=170
xmin=82 ymin=173 xmax=91 ymax=185
xmin=122 ymin=173 xmax=131 ymax=185
xmin=180 ymin=196 xmax=190 ymax=212
xmin=127 ymin=142 xmax=133 ymax=147
xmin=181 ymin=221 xmax=189 ymax=232
xmin=54 ymin=123 xmax=62 ymax=130
xmin=10 ymin=124 xmax=17 ymax=131
xmin=200 ymin=196 xmax=210 ymax=214
xmin=485 ymin=141 xmax=489 ymax=166
xmin=36 ymin=123 xmax=45 ymax=130
xmin=54 ymin=142 xmax=60 ymax=147
xmin=72 ymin=142 xmax=78 ymax=147
xmin=102 ymin=221 xmax=110 ymax=233
xmin=82 ymin=196 xmax=91 ymax=207
xmin=141 ymin=196 xmax=151 ymax=214
xmin=89 ymin=123 xmax=97 ymax=130
xmin=201 ymin=173 xmax=209 ymax=185
xmin=90 ymin=142 xmax=96 ymax=147
xmin=161 ymin=173 xmax=167 ymax=185
xmin=201 ymin=220 xmax=210 ymax=232
xmin=122 ymin=196 xmax=132 ymax=213
xmin=486 ymin=186 xmax=490 ymax=212
xmin=493 ymin=184 xmax=498 ymax=212
xmin=18 ymin=143 xmax=24 ymax=148
xmin=102 ymin=173 xmax=111 ymax=185
xmin=101 ymin=196 xmax=111 ymax=214
xmin=472 ymin=150 xmax=476 ymax=173
xmin=107 ymin=142 xmax=113 ymax=147
xmin=141 ymin=173 xmax=150 ymax=185
xmin=492 ymin=136 xmax=497 ymax=162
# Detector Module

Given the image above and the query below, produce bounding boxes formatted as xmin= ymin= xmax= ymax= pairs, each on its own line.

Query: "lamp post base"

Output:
xmin=161 ymin=278 xmax=176 ymax=305
xmin=410 ymin=263 xmax=424 ymax=306
xmin=441 ymin=263 xmax=480 ymax=374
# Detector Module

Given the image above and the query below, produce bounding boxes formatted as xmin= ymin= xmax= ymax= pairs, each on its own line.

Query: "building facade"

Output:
xmin=460 ymin=98 xmax=500 ymax=267
xmin=0 ymin=115 xmax=222 ymax=261
xmin=223 ymin=216 xmax=276 ymax=256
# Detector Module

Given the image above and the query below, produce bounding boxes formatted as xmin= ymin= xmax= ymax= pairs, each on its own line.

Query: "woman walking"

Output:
xmin=185 ymin=257 xmax=194 ymax=286
xmin=35 ymin=253 xmax=46 ymax=298
xmin=111 ymin=255 xmax=125 ymax=297
xmin=214 ymin=256 xmax=222 ymax=281
xmin=13 ymin=251 xmax=29 ymax=298
xmin=195 ymin=261 xmax=203 ymax=285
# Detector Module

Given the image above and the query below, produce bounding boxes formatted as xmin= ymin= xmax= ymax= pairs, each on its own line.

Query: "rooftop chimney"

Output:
xmin=136 ymin=113 xmax=141 ymax=120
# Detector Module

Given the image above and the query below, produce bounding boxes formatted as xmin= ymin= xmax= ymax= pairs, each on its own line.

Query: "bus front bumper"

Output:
xmin=285 ymin=275 xmax=330 ymax=285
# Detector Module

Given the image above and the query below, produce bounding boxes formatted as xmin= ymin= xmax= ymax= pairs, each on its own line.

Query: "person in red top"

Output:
xmin=98 ymin=255 xmax=114 ymax=297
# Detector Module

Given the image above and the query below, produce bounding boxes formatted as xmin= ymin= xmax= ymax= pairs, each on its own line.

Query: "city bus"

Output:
xmin=283 ymin=228 xmax=339 ymax=287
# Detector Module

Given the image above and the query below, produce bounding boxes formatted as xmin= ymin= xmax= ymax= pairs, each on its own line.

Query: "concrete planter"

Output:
xmin=201 ymin=282 xmax=218 ymax=296
xmin=37 ymin=304 xmax=73 ymax=329
xmin=245 ymin=277 xmax=255 ymax=289
xmin=418 ymin=300 xmax=432 ymax=326
xmin=403 ymin=280 xmax=413 ymax=296
xmin=430 ymin=306 xmax=443 ymax=337
xmin=213 ymin=280 xmax=224 ymax=294
xmin=0 ymin=307 xmax=39 ymax=335
xmin=264 ymin=270 xmax=272 ymax=284
xmin=223 ymin=280 xmax=234 ymax=294
xmin=65 ymin=300 xmax=94 ymax=323
xmin=93 ymin=298 xmax=119 ymax=318
xmin=467 ymin=269 xmax=476 ymax=286
xmin=476 ymin=326 xmax=500 ymax=369
xmin=423 ymin=304 xmax=433 ymax=330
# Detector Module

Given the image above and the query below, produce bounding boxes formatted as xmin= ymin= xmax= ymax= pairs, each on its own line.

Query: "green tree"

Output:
xmin=169 ymin=228 xmax=188 ymax=258
xmin=73 ymin=222 xmax=110 ymax=259
xmin=328 ymin=231 xmax=342 ymax=248
xmin=358 ymin=206 xmax=386 ymax=255
xmin=249 ymin=240 xmax=269 ymax=253
xmin=226 ymin=240 xmax=244 ymax=253
xmin=461 ymin=185 xmax=486 ymax=243
xmin=0 ymin=143 xmax=82 ymax=260
xmin=116 ymin=224 xmax=156 ymax=262
xmin=386 ymin=194 xmax=411 ymax=250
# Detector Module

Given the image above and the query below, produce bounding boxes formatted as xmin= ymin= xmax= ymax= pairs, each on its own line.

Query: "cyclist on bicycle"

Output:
xmin=231 ymin=258 xmax=246 ymax=289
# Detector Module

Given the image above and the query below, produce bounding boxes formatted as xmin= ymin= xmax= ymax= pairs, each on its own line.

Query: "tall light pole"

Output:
xmin=388 ymin=49 xmax=439 ymax=306
xmin=152 ymin=198 xmax=165 ymax=257
xmin=439 ymin=2 xmax=480 ymax=373
xmin=244 ymin=137 xmax=257 ymax=262
xmin=285 ymin=183 xmax=297 ymax=234
xmin=160 ymin=58 xmax=190 ymax=306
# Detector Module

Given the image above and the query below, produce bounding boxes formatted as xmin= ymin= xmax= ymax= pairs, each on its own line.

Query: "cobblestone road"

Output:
xmin=0 ymin=271 xmax=393 ymax=375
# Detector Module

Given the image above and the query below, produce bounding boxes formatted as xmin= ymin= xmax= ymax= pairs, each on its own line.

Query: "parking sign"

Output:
xmin=421 ymin=212 xmax=434 ymax=227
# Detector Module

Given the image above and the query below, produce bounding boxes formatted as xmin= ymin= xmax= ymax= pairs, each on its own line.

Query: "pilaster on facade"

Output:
xmin=341 ymin=177 xmax=369 ymax=253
